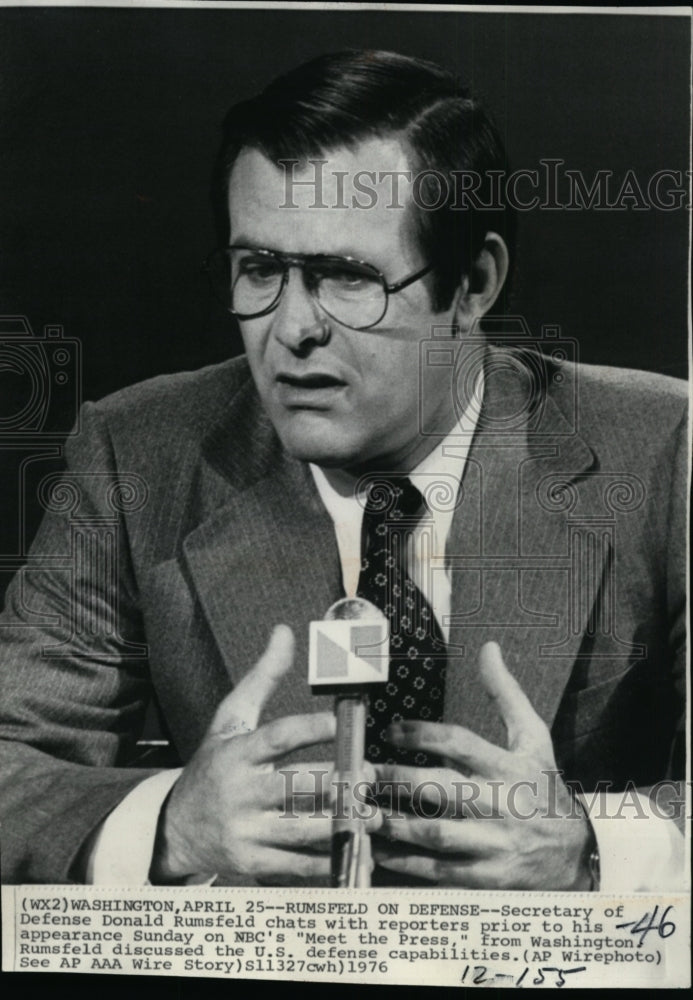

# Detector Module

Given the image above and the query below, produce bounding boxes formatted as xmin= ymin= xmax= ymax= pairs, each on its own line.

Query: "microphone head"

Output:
xmin=324 ymin=597 xmax=385 ymax=622
xmin=309 ymin=597 xmax=389 ymax=689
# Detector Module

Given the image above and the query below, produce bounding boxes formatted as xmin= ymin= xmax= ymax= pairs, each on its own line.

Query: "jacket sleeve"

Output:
xmin=0 ymin=401 xmax=162 ymax=883
xmin=655 ymin=405 xmax=688 ymax=831
xmin=589 ymin=404 xmax=689 ymax=890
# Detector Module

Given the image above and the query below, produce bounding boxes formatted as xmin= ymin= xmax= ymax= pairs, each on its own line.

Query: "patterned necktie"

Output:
xmin=356 ymin=477 xmax=447 ymax=766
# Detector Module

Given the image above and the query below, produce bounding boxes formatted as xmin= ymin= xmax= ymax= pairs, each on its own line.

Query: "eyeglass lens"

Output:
xmin=211 ymin=248 xmax=388 ymax=329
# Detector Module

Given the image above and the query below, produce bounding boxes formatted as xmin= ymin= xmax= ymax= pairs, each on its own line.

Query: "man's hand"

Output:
xmin=151 ymin=625 xmax=377 ymax=884
xmin=373 ymin=642 xmax=594 ymax=890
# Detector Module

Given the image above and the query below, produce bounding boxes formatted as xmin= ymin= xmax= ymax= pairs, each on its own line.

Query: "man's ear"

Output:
xmin=453 ymin=232 xmax=509 ymax=332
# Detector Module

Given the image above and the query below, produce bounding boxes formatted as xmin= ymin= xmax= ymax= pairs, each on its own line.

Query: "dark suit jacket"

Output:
xmin=0 ymin=347 xmax=687 ymax=883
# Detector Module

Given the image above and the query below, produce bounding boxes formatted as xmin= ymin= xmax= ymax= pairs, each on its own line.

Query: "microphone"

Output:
xmin=308 ymin=596 xmax=389 ymax=887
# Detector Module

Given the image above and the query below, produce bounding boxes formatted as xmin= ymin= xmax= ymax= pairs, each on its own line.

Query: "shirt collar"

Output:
xmin=310 ymin=366 xmax=484 ymax=526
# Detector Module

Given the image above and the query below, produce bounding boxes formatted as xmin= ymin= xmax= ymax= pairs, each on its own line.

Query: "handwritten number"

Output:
xmin=616 ymin=905 xmax=676 ymax=947
xmin=658 ymin=905 xmax=676 ymax=938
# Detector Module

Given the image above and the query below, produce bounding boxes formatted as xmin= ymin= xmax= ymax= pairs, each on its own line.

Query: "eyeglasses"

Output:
xmin=202 ymin=245 xmax=433 ymax=331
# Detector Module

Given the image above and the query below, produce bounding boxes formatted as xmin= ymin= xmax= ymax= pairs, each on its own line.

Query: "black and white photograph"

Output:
xmin=0 ymin=1 xmax=690 ymax=989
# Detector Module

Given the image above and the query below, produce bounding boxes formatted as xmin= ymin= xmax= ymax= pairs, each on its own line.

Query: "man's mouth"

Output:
xmin=276 ymin=373 xmax=347 ymax=389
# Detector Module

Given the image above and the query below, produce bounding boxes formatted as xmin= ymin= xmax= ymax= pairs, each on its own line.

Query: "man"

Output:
xmin=0 ymin=51 xmax=686 ymax=889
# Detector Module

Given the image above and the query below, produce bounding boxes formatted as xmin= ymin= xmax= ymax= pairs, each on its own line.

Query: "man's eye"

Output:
xmin=320 ymin=269 xmax=378 ymax=293
xmin=238 ymin=260 xmax=282 ymax=282
xmin=332 ymin=272 xmax=368 ymax=288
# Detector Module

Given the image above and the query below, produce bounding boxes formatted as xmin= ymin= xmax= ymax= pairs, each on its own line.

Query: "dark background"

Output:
xmin=1 ymin=8 xmax=690 ymax=389
xmin=0 ymin=6 xmax=690 ymax=589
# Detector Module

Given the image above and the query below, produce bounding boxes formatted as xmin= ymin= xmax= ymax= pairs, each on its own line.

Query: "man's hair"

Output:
xmin=212 ymin=49 xmax=515 ymax=311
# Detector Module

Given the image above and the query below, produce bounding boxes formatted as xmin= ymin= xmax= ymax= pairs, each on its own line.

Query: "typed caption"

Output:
xmin=2 ymin=886 xmax=689 ymax=988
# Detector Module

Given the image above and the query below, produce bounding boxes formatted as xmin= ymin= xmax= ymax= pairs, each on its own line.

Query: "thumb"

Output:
xmin=478 ymin=641 xmax=543 ymax=751
xmin=210 ymin=624 xmax=295 ymax=738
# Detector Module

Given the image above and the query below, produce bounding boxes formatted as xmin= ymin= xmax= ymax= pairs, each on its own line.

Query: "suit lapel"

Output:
xmin=182 ymin=377 xmax=342 ymax=724
xmin=444 ymin=348 xmax=600 ymax=745
xmin=180 ymin=351 xmax=606 ymax=747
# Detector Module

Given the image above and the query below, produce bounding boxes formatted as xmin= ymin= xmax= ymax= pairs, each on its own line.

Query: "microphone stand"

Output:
xmin=310 ymin=596 xmax=387 ymax=888
xmin=332 ymin=691 xmax=371 ymax=887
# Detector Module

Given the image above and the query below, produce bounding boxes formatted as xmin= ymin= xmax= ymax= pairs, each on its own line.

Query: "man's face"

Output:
xmin=227 ymin=140 xmax=462 ymax=473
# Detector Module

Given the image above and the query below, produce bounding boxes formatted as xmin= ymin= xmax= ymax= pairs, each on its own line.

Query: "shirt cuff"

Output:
xmin=578 ymin=790 xmax=686 ymax=892
xmin=86 ymin=769 xmax=182 ymax=885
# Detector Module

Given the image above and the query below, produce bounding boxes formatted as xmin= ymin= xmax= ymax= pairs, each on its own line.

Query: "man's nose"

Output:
xmin=270 ymin=268 xmax=330 ymax=352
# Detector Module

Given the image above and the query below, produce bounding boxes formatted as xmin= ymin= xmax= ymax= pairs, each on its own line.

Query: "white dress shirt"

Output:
xmin=87 ymin=368 xmax=683 ymax=889
xmin=308 ymin=377 xmax=481 ymax=640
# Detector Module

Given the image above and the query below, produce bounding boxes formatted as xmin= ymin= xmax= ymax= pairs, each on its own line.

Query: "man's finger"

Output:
xmin=375 ymin=764 xmax=461 ymax=789
xmin=379 ymin=815 xmax=503 ymax=855
xmin=274 ymin=763 xmax=333 ymax=802
xmin=260 ymin=809 xmax=382 ymax=850
xmin=225 ymin=847 xmax=332 ymax=883
xmin=386 ymin=720 xmax=510 ymax=776
xmin=274 ymin=760 xmax=377 ymax=802
xmin=210 ymin=625 xmax=295 ymax=737
xmin=259 ymin=814 xmax=334 ymax=850
xmin=374 ymin=764 xmax=464 ymax=816
xmin=478 ymin=641 xmax=547 ymax=751
xmin=248 ymin=710 xmax=336 ymax=764
xmin=372 ymin=847 xmax=496 ymax=888
xmin=374 ymin=764 xmax=502 ymax=819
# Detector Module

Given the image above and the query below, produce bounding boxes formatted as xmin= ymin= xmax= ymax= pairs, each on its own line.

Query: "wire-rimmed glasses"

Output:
xmin=203 ymin=246 xmax=433 ymax=331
